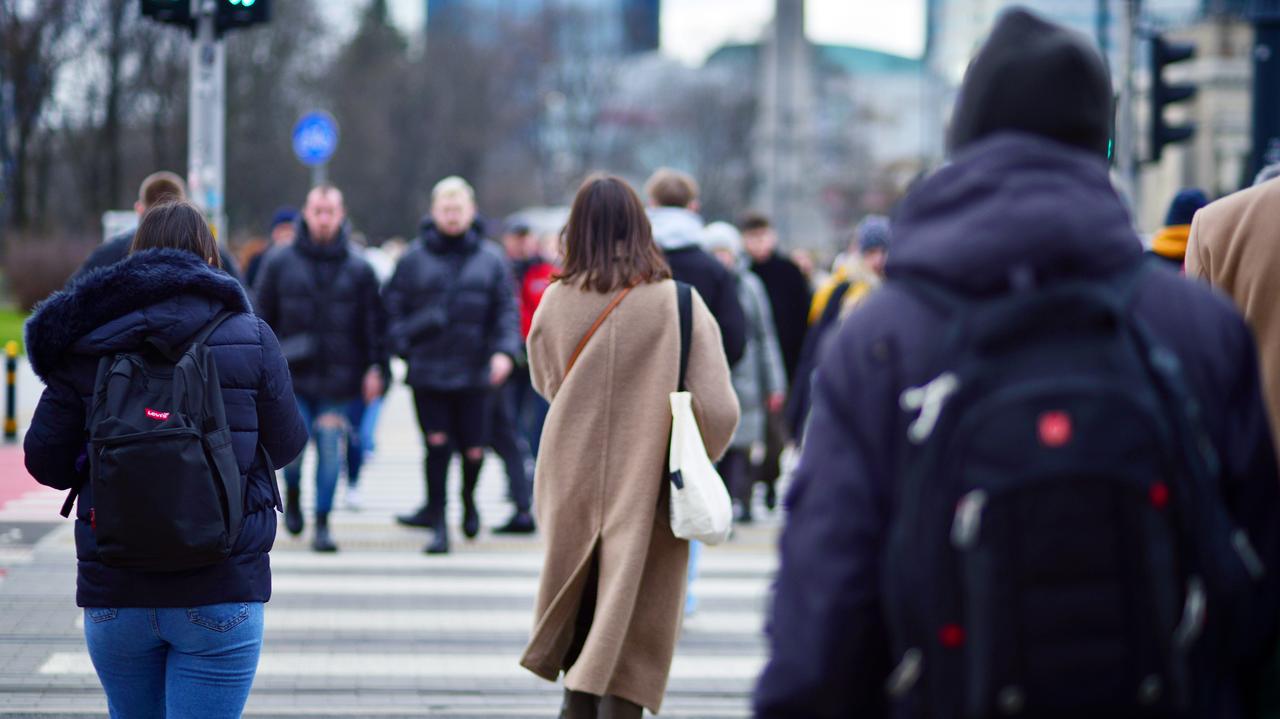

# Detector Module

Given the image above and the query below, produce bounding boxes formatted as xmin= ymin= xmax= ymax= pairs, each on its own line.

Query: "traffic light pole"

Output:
xmin=188 ymin=0 xmax=227 ymax=242
xmin=1252 ymin=0 xmax=1280 ymax=179
xmin=1118 ymin=0 xmax=1141 ymax=212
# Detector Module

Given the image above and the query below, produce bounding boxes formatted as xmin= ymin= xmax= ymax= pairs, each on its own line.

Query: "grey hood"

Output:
xmin=648 ymin=207 xmax=706 ymax=252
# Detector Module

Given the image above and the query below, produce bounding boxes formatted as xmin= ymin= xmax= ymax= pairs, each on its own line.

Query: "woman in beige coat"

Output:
xmin=519 ymin=175 xmax=739 ymax=717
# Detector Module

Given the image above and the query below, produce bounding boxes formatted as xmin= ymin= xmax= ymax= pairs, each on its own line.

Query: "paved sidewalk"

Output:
xmin=0 ymin=369 xmax=783 ymax=718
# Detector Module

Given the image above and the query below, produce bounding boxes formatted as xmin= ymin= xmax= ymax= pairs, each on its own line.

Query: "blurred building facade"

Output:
xmin=424 ymin=0 xmax=659 ymax=55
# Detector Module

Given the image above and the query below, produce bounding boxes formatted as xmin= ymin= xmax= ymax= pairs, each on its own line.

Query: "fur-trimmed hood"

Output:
xmin=26 ymin=249 xmax=251 ymax=381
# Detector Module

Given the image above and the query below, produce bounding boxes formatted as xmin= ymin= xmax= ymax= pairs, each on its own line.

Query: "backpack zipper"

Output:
xmin=886 ymin=648 xmax=923 ymax=697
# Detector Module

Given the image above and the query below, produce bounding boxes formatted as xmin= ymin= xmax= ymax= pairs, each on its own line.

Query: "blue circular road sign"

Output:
xmin=292 ymin=111 xmax=340 ymax=167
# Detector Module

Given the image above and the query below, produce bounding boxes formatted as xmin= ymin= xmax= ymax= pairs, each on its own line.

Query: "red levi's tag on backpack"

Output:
xmin=1038 ymin=411 xmax=1072 ymax=448
xmin=145 ymin=408 xmax=170 ymax=421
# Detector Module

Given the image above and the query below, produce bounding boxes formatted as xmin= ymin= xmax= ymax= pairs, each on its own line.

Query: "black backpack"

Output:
xmin=882 ymin=264 xmax=1266 ymax=718
xmin=60 ymin=310 xmax=244 ymax=572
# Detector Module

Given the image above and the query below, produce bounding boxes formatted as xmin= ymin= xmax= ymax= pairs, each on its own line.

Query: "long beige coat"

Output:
xmin=1186 ymin=179 xmax=1280 ymax=450
xmin=519 ymin=279 xmax=739 ymax=714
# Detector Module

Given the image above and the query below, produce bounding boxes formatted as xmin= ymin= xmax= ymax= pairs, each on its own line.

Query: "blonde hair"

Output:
xmin=432 ymin=176 xmax=476 ymax=204
xmin=644 ymin=168 xmax=699 ymax=208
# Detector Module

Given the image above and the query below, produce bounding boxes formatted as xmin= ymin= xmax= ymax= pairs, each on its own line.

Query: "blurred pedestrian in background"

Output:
xmin=1149 ymin=188 xmax=1207 ymax=270
xmin=387 ymin=176 xmax=521 ymax=554
xmin=255 ymin=185 xmax=388 ymax=553
xmin=244 ymin=206 xmax=297 ymax=289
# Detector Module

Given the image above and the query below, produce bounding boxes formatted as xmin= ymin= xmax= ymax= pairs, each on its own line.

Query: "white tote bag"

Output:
xmin=667 ymin=283 xmax=733 ymax=545
xmin=668 ymin=391 xmax=733 ymax=544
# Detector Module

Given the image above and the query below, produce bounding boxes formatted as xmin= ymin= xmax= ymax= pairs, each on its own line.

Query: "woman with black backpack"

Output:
xmin=24 ymin=201 xmax=308 ymax=718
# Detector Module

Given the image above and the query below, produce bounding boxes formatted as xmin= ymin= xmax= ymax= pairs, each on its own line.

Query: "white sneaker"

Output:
xmin=344 ymin=486 xmax=363 ymax=512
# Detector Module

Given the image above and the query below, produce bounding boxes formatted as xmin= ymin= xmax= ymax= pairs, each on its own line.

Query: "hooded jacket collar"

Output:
xmin=293 ymin=220 xmax=350 ymax=261
xmin=648 ymin=207 xmax=705 ymax=252
xmin=26 ymin=249 xmax=250 ymax=381
xmin=419 ymin=218 xmax=482 ymax=255
xmin=888 ymin=133 xmax=1142 ymax=295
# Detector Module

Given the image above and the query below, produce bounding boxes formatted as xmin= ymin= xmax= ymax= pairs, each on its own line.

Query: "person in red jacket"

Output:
xmin=513 ymin=232 xmax=559 ymax=459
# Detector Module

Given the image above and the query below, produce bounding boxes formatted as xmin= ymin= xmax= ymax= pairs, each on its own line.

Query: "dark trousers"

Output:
xmin=509 ymin=364 xmax=550 ymax=458
xmin=491 ymin=380 xmax=533 ymax=514
xmin=718 ymin=448 xmax=753 ymax=516
xmin=755 ymin=412 xmax=788 ymax=493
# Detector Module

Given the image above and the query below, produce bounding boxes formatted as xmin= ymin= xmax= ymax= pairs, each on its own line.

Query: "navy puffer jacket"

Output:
xmin=755 ymin=134 xmax=1280 ymax=718
xmin=24 ymin=249 xmax=308 ymax=608
xmin=384 ymin=221 xmax=520 ymax=391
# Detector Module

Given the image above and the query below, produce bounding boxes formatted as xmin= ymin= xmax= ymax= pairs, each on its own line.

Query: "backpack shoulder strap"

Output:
xmin=192 ymin=310 xmax=237 ymax=348
xmin=677 ymin=281 xmax=692 ymax=392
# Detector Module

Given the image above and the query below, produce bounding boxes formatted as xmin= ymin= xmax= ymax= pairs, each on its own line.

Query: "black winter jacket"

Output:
xmin=24 ymin=249 xmax=308 ymax=608
xmin=649 ymin=207 xmax=747 ymax=365
xmin=384 ymin=221 xmax=521 ymax=391
xmin=254 ymin=223 xmax=388 ymax=401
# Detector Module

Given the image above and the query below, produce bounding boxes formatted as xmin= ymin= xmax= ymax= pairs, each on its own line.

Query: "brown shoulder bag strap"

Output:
xmin=563 ymin=285 xmax=634 ymax=380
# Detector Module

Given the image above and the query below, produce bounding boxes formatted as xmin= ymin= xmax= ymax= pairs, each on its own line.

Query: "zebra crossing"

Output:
xmin=0 ymin=378 xmax=784 ymax=718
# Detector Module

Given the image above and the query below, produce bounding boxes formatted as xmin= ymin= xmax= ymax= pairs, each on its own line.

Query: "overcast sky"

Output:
xmin=361 ymin=0 xmax=925 ymax=64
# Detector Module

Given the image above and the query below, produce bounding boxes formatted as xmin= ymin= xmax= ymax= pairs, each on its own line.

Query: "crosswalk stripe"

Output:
xmin=271 ymin=574 xmax=768 ymax=598
xmin=39 ymin=651 xmax=766 ymax=680
xmin=268 ymin=550 xmax=776 ymax=575
xmin=68 ymin=608 xmax=765 ymax=636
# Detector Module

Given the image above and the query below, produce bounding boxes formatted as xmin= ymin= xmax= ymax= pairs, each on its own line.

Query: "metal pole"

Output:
xmin=1098 ymin=0 xmax=1112 ymax=63
xmin=188 ymin=0 xmax=227 ymax=242
xmin=5 ymin=341 xmax=18 ymax=442
xmin=1251 ymin=0 xmax=1280 ymax=180
xmin=1117 ymin=0 xmax=1141 ymax=215
xmin=312 ymin=163 xmax=327 ymax=188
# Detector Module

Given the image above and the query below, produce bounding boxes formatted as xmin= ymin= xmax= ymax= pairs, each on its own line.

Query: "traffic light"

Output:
xmin=1150 ymin=35 xmax=1197 ymax=162
xmin=139 ymin=0 xmax=270 ymax=35
xmin=216 ymin=0 xmax=270 ymax=35
xmin=140 ymin=0 xmax=191 ymax=28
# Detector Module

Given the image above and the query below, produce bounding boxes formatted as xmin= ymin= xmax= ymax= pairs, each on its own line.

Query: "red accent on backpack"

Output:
xmin=145 ymin=408 xmax=170 ymax=421
xmin=1038 ymin=411 xmax=1072 ymax=448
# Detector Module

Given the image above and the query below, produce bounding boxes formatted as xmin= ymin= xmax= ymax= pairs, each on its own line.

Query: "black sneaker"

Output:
xmin=493 ymin=512 xmax=536 ymax=535
xmin=396 ymin=507 xmax=433 ymax=529
xmin=425 ymin=529 xmax=450 ymax=555
xmin=764 ymin=484 xmax=778 ymax=512
xmin=284 ymin=492 xmax=304 ymax=537
xmin=311 ymin=525 xmax=338 ymax=553
xmin=462 ymin=506 xmax=481 ymax=539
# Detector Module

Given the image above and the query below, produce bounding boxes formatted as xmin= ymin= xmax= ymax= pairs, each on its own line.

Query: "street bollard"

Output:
xmin=4 ymin=341 xmax=17 ymax=442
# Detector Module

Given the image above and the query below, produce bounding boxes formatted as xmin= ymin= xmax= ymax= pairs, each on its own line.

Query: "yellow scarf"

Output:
xmin=1151 ymin=225 xmax=1190 ymax=260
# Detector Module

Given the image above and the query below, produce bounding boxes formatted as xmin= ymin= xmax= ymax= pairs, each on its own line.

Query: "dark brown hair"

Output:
xmin=138 ymin=171 xmax=187 ymax=209
xmin=558 ymin=174 xmax=671 ymax=293
xmin=130 ymin=201 xmax=222 ymax=269
xmin=644 ymin=168 xmax=699 ymax=208
xmin=738 ymin=210 xmax=771 ymax=233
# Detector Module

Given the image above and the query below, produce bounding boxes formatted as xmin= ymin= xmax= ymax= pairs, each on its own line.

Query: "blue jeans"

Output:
xmin=84 ymin=603 xmax=264 ymax=719
xmin=283 ymin=396 xmax=348 ymax=516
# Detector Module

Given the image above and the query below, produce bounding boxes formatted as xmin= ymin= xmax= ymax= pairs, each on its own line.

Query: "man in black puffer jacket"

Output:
xmin=254 ymin=185 xmax=388 ymax=553
xmin=387 ymin=176 xmax=521 ymax=554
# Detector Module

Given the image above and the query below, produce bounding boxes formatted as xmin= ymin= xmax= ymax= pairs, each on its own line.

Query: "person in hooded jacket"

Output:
xmin=1150 ymin=188 xmax=1207 ymax=270
xmin=703 ymin=221 xmax=787 ymax=522
xmin=755 ymin=9 xmax=1280 ymax=718
xmin=24 ymin=201 xmax=308 ymax=719
xmin=254 ymin=185 xmax=388 ymax=553
xmin=387 ymin=176 xmax=522 ymax=554
xmin=644 ymin=168 xmax=747 ymax=366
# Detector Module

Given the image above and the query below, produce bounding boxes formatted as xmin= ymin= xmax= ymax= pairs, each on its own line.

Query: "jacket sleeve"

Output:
xmin=715 ymin=268 xmax=748 ymax=366
xmin=754 ymin=312 xmax=894 ymax=718
xmin=1185 ymin=209 xmax=1210 ymax=280
xmin=753 ymin=279 xmax=789 ymax=398
xmin=488 ymin=256 xmax=522 ymax=361
xmin=360 ymin=264 xmax=390 ymax=377
xmin=382 ymin=256 xmax=410 ymax=359
xmin=253 ymin=251 xmax=281 ymax=331
xmin=1215 ymin=319 xmax=1280 ymax=668
xmin=23 ymin=376 xmax=87 ymax=491
xmin=255 ymin=318 xmax=308 ymax=467
xmin=686 ymin=290 xmax=740 ymax=461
